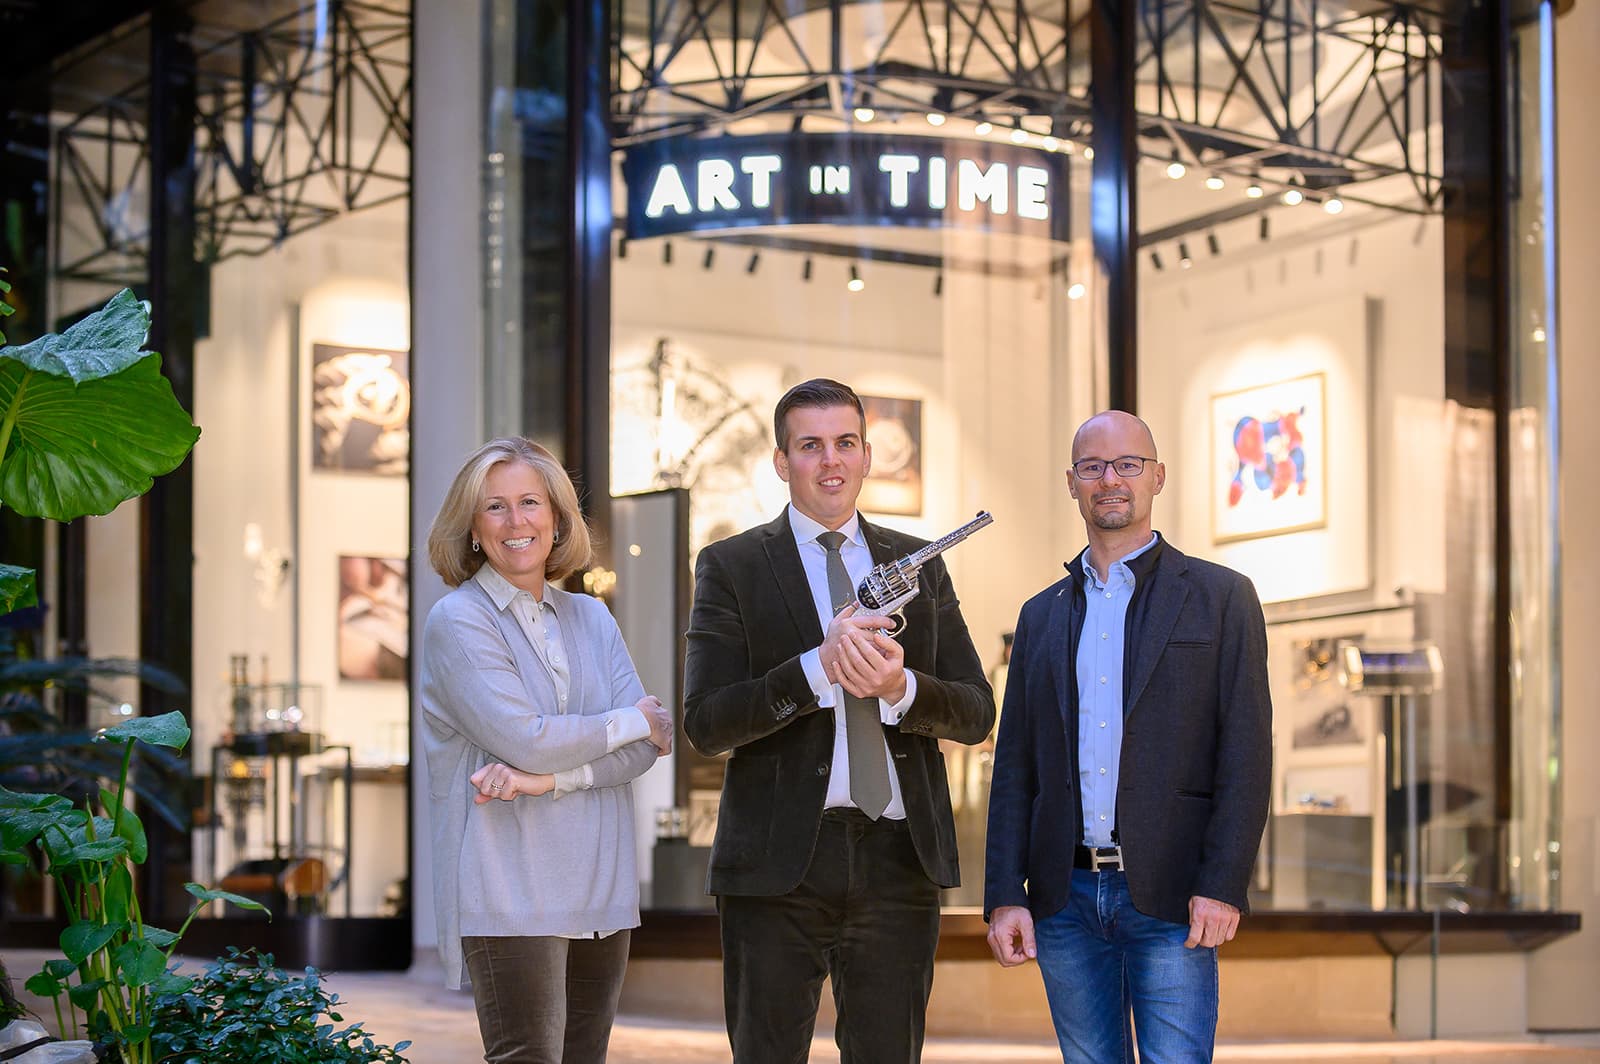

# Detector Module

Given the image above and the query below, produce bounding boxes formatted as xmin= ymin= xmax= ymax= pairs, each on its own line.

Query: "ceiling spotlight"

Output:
xmin=1067 ymin=282 xmax=1086 ymax=300
xmin=1166 ymin=157 xmax=1186 ymax=180
xmin=1082 ymin=146 xmax=1095 ymax=160
xmin=802 ymin=256 xmax=813 ymax=281
xmin=927 ymin=112 xmax=946 ymax=126
xmin=1207 ymin=232 xmax=1221 ymax=256
xmin=1043 ymin=136 xmax=1059 ymax=151
xmin=1282 ymin=187 xmax=1304 ymax=206
xmin=746 ymin=251 xmax=760 ymax=274
xmin=663 ymin=240 xmax=673 ymax=264
xmin=974 ymin=121 xmax=993 ymax=136
xmin=1178 ymin=241 xmax=1193 ymax=268
xmin=1204 ymin=174 xmax=1225 ymax=191
xmin=934 ymin=272 xmax=944 ymax=296
xmin=1245 ymin=182 xmax=1264 ymax=199
xmin=1532 ymin=326 xmax=1547 ymax=343
xmin=847 ymin=264 xmax=865 ymax=292
xmin=854 ymin=106 xmax=876 ymax=122
xmin=617 ymin=236 xmax=628 ymax=258
xmin=1150 ymin=250 xmax=1164 ymax=271
xmin=1324 ymin=196 xmax=1345 ymax=215
xmin=702 ymin=246 xmax=715 ymax=269
xmin=1011 ymin=126 xmax=1029 ymax=144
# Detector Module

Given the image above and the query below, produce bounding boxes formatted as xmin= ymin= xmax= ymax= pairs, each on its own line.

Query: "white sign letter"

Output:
xmin=644 ymin=164 xmax=693 ymax=218
xmin=928 ymin=157 xmax=947 ymax=209
xmin=1016 ymin=165 xmax=1050 ymax=220
xmin=823 ymin=165 xmax=851 ymax=195
xmin=740 ymin=155 xmax=782 ymax=208
xmin=697 ymin=159 xmax=740 ymax=211
xmin=958 ymin=159 xmax=1009 ymax=215
xmin=878 ymin=154 xmax=921 ymax=208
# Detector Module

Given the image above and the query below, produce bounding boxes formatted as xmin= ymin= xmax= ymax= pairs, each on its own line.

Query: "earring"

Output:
xmin=471 ymin=540 xmax=480 ymax=552
xmin=552 ymin=529 xmax=560 ymax=544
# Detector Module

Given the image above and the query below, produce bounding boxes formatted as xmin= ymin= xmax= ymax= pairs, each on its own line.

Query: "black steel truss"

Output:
xmin=52 ymin=0 xmax=410 ymax=287
xmin=613 ymin=0 xmax=1445 ymax=216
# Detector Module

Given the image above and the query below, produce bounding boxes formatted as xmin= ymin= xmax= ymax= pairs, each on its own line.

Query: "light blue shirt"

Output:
xmin=1076 ymin=533 xmax=1158 ymax=847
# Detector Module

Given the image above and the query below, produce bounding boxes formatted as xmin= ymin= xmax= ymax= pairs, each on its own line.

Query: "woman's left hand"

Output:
xmin=470 ymin=762 xmax=554 ymax=804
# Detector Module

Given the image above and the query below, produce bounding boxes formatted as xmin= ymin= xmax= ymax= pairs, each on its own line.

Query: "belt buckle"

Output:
xmin=1090 ymin=846 xmax=1124 ymax=871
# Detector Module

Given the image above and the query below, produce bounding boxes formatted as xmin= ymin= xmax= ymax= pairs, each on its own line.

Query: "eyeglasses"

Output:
xmin=1071 ymin=455 xmax=1156 ymax=480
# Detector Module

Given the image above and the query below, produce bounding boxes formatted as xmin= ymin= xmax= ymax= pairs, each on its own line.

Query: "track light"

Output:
xmin=1323 ymin=196 xmax=1345 ymax=215
xmin=934 ymin=272 xmax=943 ymax=296
xmin=1067 ymin=282 xmax=1086 ymax=300
xmin=1282 ymin=187 xmax=1304 ymax=206
xmin=663 ymin=240 xmax=673 ymax=264
xmin=847 ymin=264 xmax=864 ymax=292
xmin=1150 ymin=250 xmax=1164 ymax=271
xmin=927 ymin=112 xmax=946 ymax=126
xmin=702 ymin=246 xmax=715 ymax=269
xmin=854 ymin=94 xmax=875 ymax=123
xmin=617 ymin=236 xmax=628 ymax=258
xmin=1178 ymin=242 xmax=1193 ymax=268
xmin=1204 ymin=174 xmax=1224 ymax=191
xmin=1166 ymin=152 xmax=1186 ymax=180
xmin=974 ymin=120 xmax=993 ymax=136
xmin=1245 ymin=182 xmax=1263 ymax=199
xmin=1259 ymin=215 xmax=1270 ymax=242
xmin=746 ymin=251 xmax=760 ymax=274
xmin=1082 ymin=146 xmax=1094 ymax=160
xmin=1207 ymin=232 xmax=1221 ymax=257
xmin=802 ymin=257 xmax=813 ymax=281
xmin=1011 ymin=126 xmax=1029 ymax=144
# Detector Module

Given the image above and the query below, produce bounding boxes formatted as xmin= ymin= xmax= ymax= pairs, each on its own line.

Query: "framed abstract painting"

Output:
xmin=1211 ymin=371 xmax=1327 ymax=544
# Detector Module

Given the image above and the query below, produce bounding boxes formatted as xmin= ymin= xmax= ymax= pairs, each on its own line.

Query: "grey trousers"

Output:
xmin=462 ymin=932 xmax=631 ymax=1064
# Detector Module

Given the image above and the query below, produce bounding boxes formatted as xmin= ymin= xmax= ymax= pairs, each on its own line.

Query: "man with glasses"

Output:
xmin=983 ymin=410 xmax=1271 ymax=1063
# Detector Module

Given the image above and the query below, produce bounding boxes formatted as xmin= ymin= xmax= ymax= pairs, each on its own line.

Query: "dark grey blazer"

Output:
xmin=983 ymin=537 xmax=1272 ymax=926
xmin=684 ymin=510 xmax=995 ymax=897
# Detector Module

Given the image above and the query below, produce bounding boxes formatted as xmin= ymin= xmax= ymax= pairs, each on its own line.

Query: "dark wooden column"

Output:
xmin=1090 ymin=0 xmax=1139 ymax=412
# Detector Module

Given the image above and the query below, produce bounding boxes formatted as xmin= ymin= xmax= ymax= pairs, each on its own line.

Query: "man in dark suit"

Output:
xmin=984 ymin=410 xmax=1271 ymax=1064
xmin=685 ymin=378 xmax=994 ymax=1064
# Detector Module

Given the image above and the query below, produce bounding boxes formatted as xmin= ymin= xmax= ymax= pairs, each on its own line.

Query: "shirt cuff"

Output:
xmin=800 ymin=648 xmax=837 ymax=708
xmin=605 ymin=706 xmax=653 ymax=752
xmin=552 ymin=764 xmax=593 ymax=799
xmin=879 ymin=669 xmax=916 ymax=724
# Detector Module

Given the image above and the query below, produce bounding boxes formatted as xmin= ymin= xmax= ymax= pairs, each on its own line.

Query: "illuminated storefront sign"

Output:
xmin=621 ymin=133 xmax=1069 ymax=241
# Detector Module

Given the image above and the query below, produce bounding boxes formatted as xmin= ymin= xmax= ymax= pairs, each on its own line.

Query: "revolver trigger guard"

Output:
xmin=885 ymin=611 xmax=908 ymax=639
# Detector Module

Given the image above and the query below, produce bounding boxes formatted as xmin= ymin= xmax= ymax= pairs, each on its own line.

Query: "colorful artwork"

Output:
xmin=1211 ymin=372 xmax=1327 ymax=543
xmin=858 ymin=394 xmax=923 ymax=517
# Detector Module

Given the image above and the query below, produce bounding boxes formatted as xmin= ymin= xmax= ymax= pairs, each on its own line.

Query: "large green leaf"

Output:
xmin=61 ymin=919 xmax=125 ymax=964
xmin=98 ymin=710 xmax=191 ymax=752
xmin=0 ymin=289 xmax=150 ymax=384
xmin=112 ymin=938 xmax=166 ymax=986
xmin=0 ymin=562 xmax=35 ymax=613
xmin=185 ymin=882 xmax=269 ymax=914
xmin=0 ymin=352 xmax=200 ymax=521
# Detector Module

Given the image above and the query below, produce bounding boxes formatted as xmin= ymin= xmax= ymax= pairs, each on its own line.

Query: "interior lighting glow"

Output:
xmin=1204 ymin=175 xmax=1225 ymax=190
xmin=1011 ymin=127 xmax=1029 ymax=144
xmin=1245 ymin=183 xmax=1264 ymax=199
xmin=1067 ymin=282 xmax=1086 ymax=300
xmin=926 ymin=112 xmax=946 ymax=126
xmin=974 ymin=121 xmax=993 ymax=136
xmin=1282 ymin=187 xmax=1304 ymax=206
xmin=847 ymin=264 xmax=865 ymax=292
xmin=1082 ymin=146 xmax=1094 ymax=160
xmin=1166 ymin=160 xmax=1186 ymax=179
xmin=854 ymin=107 xmax=876 ymax=122
xmin=1532 ymin=327 xmax=1547 ymax=342
xmin=1323 ymin=196 xmax=1345 ymax=214
xmin=1178 ymin=242 xmax=1193 ymax=268
xmin=1043 ymin=136 xmax=1059 ymax=151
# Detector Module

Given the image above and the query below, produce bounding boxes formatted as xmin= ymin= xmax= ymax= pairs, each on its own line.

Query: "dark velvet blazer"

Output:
xmin=983 ymin=537 xmax=1272 ymax=927
xmin=684 ymin=509 xmax=995 ymax=897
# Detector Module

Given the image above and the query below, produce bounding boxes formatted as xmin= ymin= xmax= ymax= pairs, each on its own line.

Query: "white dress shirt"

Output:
xmin=788 ymin=506 xmax=917 ymax=819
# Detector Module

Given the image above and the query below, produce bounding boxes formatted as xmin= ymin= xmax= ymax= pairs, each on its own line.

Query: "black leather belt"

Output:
xmin=1074 ymin=844 xmax=1125 ymax=872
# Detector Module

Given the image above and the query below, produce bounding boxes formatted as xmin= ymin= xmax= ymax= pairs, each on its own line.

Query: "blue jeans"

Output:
xmin=1034 ymin=869 xmax=1218 ymax=1064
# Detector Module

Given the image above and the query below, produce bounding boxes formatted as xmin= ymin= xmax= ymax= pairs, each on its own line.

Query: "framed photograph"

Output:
xmin=338 ymin=556 xmax=408 ymax=681
xmin=1211 ymin=371 xmax=1327 ymax=544
xmin=311 ymin=342 xmax=411 ymax=475
xmin=859 ymin=394 xmax=923 ymax=516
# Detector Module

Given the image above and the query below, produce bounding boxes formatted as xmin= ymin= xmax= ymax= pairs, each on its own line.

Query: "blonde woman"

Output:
xmin=420 ymin=436 xmax=672 ymax=1063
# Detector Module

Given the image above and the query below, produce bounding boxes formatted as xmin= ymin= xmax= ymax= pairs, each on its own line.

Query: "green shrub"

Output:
xmin=150 ymin=949 xmax=411 ymax=1064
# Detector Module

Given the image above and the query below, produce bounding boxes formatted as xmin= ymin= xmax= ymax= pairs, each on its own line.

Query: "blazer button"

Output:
xmin=816 ymin=764 xmax=829 ymax=776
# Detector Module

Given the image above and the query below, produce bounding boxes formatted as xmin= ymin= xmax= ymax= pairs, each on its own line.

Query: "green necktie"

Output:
xmin=816 ymin=531 xmax=891 ymax=820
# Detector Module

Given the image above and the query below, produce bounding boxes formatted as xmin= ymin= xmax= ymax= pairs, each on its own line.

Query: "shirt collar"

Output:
xmin=1078 ymin=532 xmax=1160 ymax=590
xmin=473 ymin=563 xmax=550 ymax=613
xmin=787 ymin=504 xmax=864 ymax=549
